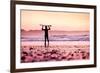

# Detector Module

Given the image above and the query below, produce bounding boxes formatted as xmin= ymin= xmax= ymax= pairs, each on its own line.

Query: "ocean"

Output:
xmin=21 ymin=31 xmax=89 ymax=42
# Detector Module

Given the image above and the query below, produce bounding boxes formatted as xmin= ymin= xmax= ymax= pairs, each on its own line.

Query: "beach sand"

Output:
xmin=21 ymin=41 xmax=89 ymax=63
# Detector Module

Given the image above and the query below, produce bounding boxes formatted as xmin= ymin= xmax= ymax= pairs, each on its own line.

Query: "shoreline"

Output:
xmin=21 ymin=41 xmax=89 ymax=46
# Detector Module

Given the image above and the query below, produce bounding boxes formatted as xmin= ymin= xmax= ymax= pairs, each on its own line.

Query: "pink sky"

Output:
xmin=21 ymin=10 xmax=90 ymax=31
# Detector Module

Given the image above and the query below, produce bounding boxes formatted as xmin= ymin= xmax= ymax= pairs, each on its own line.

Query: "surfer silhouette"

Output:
xmin=41 ymin=24 xmax=51 ymax=47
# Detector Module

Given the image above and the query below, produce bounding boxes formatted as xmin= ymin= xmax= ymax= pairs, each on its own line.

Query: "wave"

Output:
xmin=21 ymin=34 xmax=89 ymax=41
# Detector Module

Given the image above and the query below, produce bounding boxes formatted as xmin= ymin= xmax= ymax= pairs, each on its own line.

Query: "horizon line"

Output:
xmin=21 ymin=29 xmax=89 ymax=32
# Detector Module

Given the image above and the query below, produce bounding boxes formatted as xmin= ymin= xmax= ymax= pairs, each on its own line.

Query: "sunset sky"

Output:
xmin=21 ymin=10 xmax=90 ymax=31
